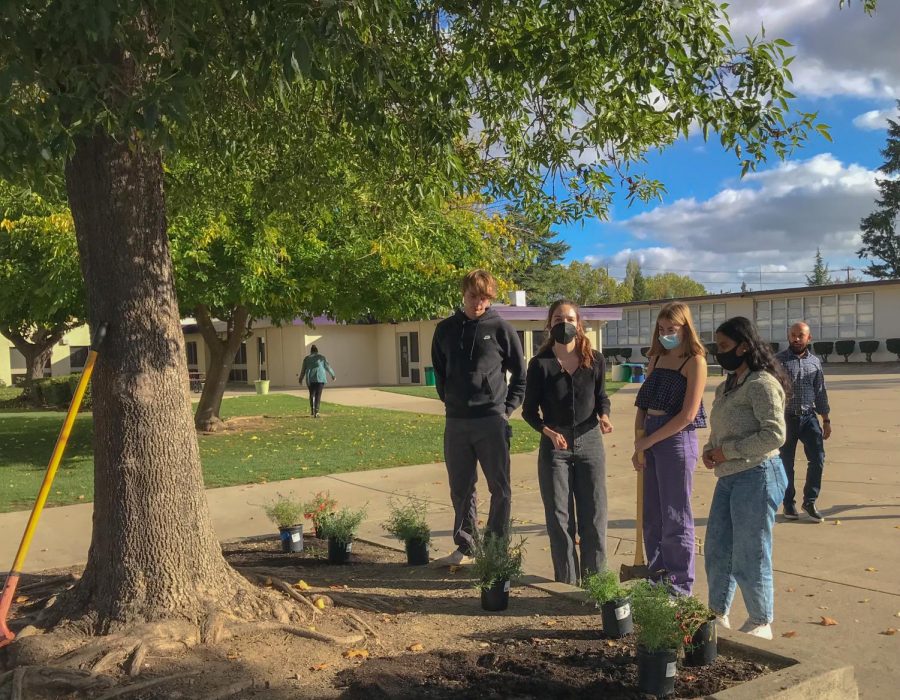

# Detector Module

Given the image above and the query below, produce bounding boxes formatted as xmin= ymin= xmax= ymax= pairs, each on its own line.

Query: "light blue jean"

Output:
xmin=704 ymin=457 xmax=787 ymax=624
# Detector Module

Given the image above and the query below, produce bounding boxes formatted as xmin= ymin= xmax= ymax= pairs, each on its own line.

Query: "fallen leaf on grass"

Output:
xmin=543 ymin=620 xmax=558 ymax=627
xmin=859 ymin=599 xmax=870 ymax=604
xmin=881 ymin=628 xmax=897 ymax=636
xmin=226 ymin=653 xmax=241 ymax=660
xmin=683 ymin=674 xmax=697 ymax=682
xmin=865 ymin=567 xmax=878 ymax=572
xmin=294 ymin=580 xmax=311 ymax=591
xmin=314 ymin=598 xmax=326 ymax=610
xmin=310 ymin=663 xmax=330 ymax=671
xmin=479 ymin=642 xmax=490 ymax=648
xmin=833 ymin=520 xmax=841 ymax=525
xmin=14 ymin=596 xmax=28 ymax=604
xmin=782 ymin=631 xmax=798 ymax=638
xmin=343 ymin=649 xmax=369 ymax=659
xmin=407 ymin=643 xmax=424 ymax=652
xmin=820 ymin=616 xmax=839 ymax=626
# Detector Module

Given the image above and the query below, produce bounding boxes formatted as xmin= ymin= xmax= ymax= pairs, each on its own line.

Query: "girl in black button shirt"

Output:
xmin=522 ymin=300 xmax=613 ymax=585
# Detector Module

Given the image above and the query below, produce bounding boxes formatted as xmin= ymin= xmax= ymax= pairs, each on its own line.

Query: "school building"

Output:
xmin=4 ymin=279 xmax=900 ymax=389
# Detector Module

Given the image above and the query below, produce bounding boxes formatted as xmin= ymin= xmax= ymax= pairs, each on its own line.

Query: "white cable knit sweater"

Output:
xmin=703 ymin=370 xmax=787 ymax=478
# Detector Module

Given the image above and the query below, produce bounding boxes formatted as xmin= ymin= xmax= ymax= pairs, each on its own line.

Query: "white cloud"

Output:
xmin=724 ymin=0 xmax=900 ymax=99
xmin=853 ymin=108 xmax=899 ymax=131
xmin=588 ymin=154 xmax=879 ymax=292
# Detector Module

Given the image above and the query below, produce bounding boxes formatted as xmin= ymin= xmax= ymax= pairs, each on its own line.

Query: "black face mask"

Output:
xmin=715 ymin=347 xmax=745 ymax=372
xmin=550 ymin=322 xmax=577 ymax=344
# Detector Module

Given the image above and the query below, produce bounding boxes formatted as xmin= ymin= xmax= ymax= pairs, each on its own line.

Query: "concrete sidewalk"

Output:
xmin=3 ymin=369 xmax=898 ymax=698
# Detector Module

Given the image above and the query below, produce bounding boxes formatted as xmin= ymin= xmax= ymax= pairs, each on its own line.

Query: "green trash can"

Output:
xmin=424 ymin=366 xmax=436 ymax=386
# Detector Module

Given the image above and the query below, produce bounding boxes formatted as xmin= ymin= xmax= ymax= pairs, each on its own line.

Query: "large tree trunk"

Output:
xmin=193 ymin=304 xmax=250 ymax=432
xmin=1 ymin=327 xmax=60 ymax=406
xmin=57 ymin=129 xmax=253 ymax=632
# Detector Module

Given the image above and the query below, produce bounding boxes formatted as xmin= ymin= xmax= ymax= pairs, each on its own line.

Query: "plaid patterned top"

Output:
xmin=634 ymin=365 xmax=707 ymax=429
xmin=776 ymin=348 xmax=830 ymax=416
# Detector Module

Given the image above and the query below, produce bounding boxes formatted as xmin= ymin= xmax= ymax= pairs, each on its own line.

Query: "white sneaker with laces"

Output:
xmin=429 ymin=549 xmax=474 ymax=568
xmin=716 ymin=613 xmax=731 ymax=630
xmin=739 ymin=620 xmax=773 ymax=640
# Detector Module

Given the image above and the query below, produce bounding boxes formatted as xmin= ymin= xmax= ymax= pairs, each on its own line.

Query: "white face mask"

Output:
xmin=659 ymin=332 xmax=681 ymax=350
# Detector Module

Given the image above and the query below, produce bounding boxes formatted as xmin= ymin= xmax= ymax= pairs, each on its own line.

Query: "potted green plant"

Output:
xmin=316 ymin=506 xmax=367 ymax=564
xmin=677 ymin=595 xmax=718 ymax=667
xmin=471 ymin=529 xmax=525 ymax=612
xmin=630 ymin=580 xmax=683 ymax=697
xmin=383 ymin=497 xmax=431 ymax=565
xmin=303 ymin=491 xmax=337 ymax=538
xmin=263 ymin=495 xmax=305 ymax=553
xmin=582 ymin=569 xmax=633 ymax=638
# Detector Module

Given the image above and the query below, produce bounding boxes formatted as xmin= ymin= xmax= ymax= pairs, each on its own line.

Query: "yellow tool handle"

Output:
xmin=634 ymin=428 xmax=646 ymax=566
xmin=10 ymin=350 xmax=97 ymax=574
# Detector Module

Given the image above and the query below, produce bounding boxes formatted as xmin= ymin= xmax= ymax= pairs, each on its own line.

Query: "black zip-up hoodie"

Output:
xmin=431 ymin=307 xmax=526 ymax=419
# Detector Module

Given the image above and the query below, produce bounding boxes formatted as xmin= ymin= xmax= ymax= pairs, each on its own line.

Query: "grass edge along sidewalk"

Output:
xmin=375 ymin=380 xmax=627 ymax=401
xmin=0 ymin=393 xmax=541 ymax=513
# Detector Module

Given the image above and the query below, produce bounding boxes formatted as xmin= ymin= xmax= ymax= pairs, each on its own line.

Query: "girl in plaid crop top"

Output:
xmin=635 ymin=356 xmax=707 ymax=429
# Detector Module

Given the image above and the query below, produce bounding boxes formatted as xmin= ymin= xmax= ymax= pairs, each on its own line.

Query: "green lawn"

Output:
xmin=0 ymin=394 xmax=541 ymax=513
xmin=375 ymin=385 xmax=441 ymax=399
xmin=376 ymin=380 xmax=627 ymax=401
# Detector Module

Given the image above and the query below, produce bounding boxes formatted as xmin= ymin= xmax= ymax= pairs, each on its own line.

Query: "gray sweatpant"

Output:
xmin=537 ymin=427 xmax=608 ymax=585
xmin=443 ymin=414 xmax=512 ymax=555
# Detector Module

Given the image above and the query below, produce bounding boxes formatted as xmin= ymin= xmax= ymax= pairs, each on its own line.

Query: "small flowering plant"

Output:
xmin=675 ymin=594 xmax=716 ymax=646
xmin=630 ymin=579 xmax=683 ymax=652
xmin=303 ymin=491 xmax=337 ymax=535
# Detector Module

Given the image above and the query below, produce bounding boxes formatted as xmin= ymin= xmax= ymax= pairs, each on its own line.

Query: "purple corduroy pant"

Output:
xmin=642 ymin=413 xmax=698 ymax=595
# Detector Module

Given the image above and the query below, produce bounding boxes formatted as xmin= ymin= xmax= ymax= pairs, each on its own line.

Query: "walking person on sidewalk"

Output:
xmin=702 ymin=316 xmax=789 ymax=640
xmin=430 ymin=269 xmax=526 ymax=566
xmin=631 ymin=301 xmax=707 ymax=595
xmin=299 ymin=344 xmax=335 ymax=418
xmin=776 ymin=322 xmax=831 ymax=523
xmin=522 ymin=300 xmax=613 ymax=585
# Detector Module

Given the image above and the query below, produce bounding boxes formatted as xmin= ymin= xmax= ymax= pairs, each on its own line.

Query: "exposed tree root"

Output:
xmin=93 ymin=670 xmax=201 ymax=700
xmin=229 ymin=621 xmax=364 ymax=646
xmin=344 ymin=611 xmax=381 ymax=648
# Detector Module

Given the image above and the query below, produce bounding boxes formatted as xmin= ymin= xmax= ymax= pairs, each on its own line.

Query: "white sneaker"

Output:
xmin=716 ymin=613 xmax=731 ymax=630
xmin=429 ymin=549 xmax=474 ymax=568
xmin=739 ymin=621 xmax=773 ymax=640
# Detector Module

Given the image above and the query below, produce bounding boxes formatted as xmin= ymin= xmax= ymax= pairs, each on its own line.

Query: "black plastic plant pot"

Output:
xmin=637 ymin=646 xmax=677 ymax=697
xmin=405 ymin=539 xmax=430 ymax=566
xmin=278 ymin=525 xmax=304 ymax=553
xmin=683 ymin=619 xmax=717 ymax=667
xmin=328 ymin=537 xmax=353 ymax=564
xmin=480 ymin=579 xmax=510 ymax=612
xmin=600 ymin=597 xmax=633 ymax=638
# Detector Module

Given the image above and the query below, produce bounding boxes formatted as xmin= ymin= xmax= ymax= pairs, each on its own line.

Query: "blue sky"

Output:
xmin=553 ymin=1 xmax=900 ymax=293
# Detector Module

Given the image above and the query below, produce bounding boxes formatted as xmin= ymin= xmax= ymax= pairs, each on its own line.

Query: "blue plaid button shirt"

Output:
xmin=776 ymin=348 xmax=830 ymax=417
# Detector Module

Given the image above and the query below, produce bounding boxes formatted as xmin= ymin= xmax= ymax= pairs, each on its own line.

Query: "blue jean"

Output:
xmin=705 ymin=457 xmax=787 ymax=625
xmin=779 ymin=413 xmax=825 ymax=505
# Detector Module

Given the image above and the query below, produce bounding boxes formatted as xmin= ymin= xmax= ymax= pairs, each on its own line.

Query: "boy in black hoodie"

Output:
xmin=430 ymin=269 xmax=527 ymax=566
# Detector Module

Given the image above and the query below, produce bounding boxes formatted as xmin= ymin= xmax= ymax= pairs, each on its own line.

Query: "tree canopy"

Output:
xmin=858 ymin=103 xmax=900 ymax=279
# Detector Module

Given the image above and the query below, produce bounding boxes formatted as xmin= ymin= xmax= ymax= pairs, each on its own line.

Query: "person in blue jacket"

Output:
xmin=300 ymin=345 xmax=335 ymax=418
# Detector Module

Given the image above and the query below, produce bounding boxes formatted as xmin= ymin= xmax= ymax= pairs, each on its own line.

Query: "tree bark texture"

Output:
xmin=193 ymin=304 xmax=250 ymax=432
xmin=60 ymin=129 xmax=251 ymax=631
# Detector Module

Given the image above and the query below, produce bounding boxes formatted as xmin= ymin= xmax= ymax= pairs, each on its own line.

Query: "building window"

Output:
xmin=754 ymin=292 xmax=874 ymax=340
xmin=185 ymin=341 xmax=198 ymax=367
xmin=532 ymin=328 xmax=547 ymax=356
xmin=69 ymin=346 xmax=89 ymax=371
xmin=607 ymin=302 xmax=725 ymax=346
xmin=409 ymin=332 xmax=419 ymax=363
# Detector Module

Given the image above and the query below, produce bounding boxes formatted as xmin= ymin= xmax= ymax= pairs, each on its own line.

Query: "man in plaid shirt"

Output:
xmin=776 ymin=322 xmax=831 ymax=523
